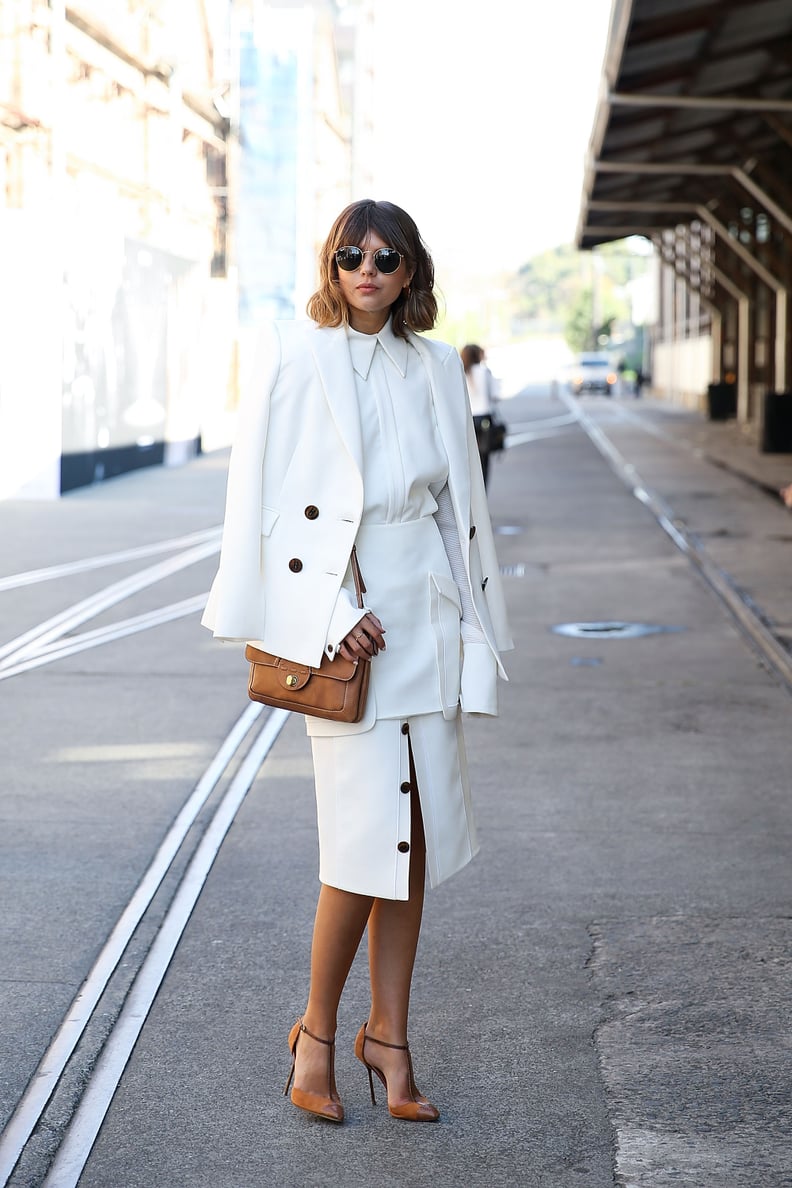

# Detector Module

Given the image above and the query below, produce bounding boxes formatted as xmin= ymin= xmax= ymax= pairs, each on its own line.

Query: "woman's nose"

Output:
xmin=359 ymin=252 xmax=376 ymax=276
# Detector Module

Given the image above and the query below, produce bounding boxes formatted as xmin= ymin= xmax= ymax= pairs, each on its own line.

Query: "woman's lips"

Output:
xmin=357 ymin=284 xmax=378 ymax=293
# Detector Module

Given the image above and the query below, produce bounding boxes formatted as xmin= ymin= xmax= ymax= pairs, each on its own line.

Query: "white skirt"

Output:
xmin=310 ymin=710 xmax=478 ymax=901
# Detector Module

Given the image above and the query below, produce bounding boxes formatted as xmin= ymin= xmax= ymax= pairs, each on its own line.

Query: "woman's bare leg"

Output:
xmin=293 ymin=885 xmax=372 ymax=1094
xmin=365 ymin=765 xmax=428 ymax=1103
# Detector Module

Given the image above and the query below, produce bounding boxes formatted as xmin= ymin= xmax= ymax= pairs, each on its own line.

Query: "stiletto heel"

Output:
xmin=285 ymin=1018 xmax=344 ymax=1123
xmin=364 ymin=1061 xmax=376 ymax=1105
xmin=354 ymin=1022 xmax=440 ymax=1122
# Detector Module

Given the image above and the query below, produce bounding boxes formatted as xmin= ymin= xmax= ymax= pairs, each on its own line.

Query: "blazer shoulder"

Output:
xmin=270 ymin=317 xmax=316 ymax=348
xmin=409 ymin=333 xmax=463 ymax=373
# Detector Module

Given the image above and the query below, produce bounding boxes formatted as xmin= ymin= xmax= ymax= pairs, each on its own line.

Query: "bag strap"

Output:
xmin=350 ymin=545 xmax=366 ymax=609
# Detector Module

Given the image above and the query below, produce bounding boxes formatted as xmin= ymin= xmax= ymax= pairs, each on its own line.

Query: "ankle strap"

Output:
xmin=299 ymin=1019 xmax=334 ymax=1047
xmin=364 ymin=1028 xmax=409 ymax=1052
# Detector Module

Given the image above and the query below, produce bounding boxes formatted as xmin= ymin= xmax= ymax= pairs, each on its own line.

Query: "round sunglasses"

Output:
xmin=334 ymin=246 xmax=403 ymax=275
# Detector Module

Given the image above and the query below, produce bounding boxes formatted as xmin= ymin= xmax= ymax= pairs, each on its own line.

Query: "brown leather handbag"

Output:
xmin=244 ymin=547 xmax=370 ymax=722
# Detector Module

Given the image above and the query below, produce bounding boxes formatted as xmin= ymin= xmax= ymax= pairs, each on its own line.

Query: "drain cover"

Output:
xmin=494 ymin=525 xmax=523 ymax=535
xmin=552 ymin=621 xmax=684 ymax=640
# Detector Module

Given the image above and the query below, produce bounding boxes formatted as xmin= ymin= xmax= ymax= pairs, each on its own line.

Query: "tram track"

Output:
xmin=0 ymin=529 xmax=221 ymax=678
xmin=560 ymin=391 xmax=792 ymax=694
xmin=0 ymin=703 xmax=288 ymax=1187
xmin=0 ymin=523 xmax=291 ymax=1184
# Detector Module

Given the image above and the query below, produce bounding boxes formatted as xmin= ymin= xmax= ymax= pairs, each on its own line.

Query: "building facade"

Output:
xmin=0 ymin=0 xmax=238 ymax=497
xmin=0 ymin=0 xmax=371 ymax=499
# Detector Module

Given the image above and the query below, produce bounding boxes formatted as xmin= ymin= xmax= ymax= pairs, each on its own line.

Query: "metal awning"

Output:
xmin=577 ymin=0 xmax=792 ymax=250
xmin=576 ymin=0 xmax=792 ymax=424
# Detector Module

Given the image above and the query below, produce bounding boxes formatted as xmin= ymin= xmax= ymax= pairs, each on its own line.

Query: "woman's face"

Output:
xmin=335 ymin=230 xmax=413 ymax=334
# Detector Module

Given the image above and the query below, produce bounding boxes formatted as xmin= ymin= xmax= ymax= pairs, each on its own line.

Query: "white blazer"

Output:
xmin=202 ymin=319 xmax=512 ymax=713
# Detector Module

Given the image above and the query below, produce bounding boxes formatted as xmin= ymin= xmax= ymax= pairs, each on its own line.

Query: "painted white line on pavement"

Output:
xmin=0 ymin=703 xmax=264 ymax=1185
xmin=0 ymin=594 xmax=208 ymax=681
xmin=42 ymin=708 xmax=289 ymax=1188
xmin=563 ymin=392 xmax=792 ymax=692
xmin=0 ymin=540 xmax=219 ymax=668
xmin=0 ymin=527 xmax=222 ymax=593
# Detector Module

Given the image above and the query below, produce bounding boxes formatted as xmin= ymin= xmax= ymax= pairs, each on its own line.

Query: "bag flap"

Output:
xmin=245 ymin=645 xmax=362 ymax=687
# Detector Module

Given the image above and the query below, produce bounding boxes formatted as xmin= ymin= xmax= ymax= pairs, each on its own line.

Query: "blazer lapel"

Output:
xmin=306 ymin=323 xmax=364 ymax=475
xmin=409 ymin=333 xmax=471 ymax=527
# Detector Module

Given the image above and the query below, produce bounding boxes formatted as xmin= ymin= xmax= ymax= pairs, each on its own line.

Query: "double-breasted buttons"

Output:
xmin=401 ymin=722 xmax=409 ymax=735
xmin=397 ymin=841 xmax=410 ymax=853
xmin=304 ymin=505 xmax=319 ymax=520
xmin=400 ymin=781 xmax=411 ymax=794
xmin=288 ymin=558 xmax=303 ymax=573
xmin=469 ymin=525 xmax=477 ymax=539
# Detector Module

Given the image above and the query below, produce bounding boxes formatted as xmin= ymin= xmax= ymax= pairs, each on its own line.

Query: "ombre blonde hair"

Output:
xmin=307 ymin=199 xmax=437 ymax=339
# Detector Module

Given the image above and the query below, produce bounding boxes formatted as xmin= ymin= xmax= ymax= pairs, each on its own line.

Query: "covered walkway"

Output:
xmin=577 ymin=0 xmax=792 ymax=450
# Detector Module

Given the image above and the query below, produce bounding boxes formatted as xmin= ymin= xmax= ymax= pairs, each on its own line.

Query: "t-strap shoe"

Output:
xmin=354 ymin=1022 xmax=440 ymax=1122
xmin=284 ymin=1018 xmax=344 ymax=1123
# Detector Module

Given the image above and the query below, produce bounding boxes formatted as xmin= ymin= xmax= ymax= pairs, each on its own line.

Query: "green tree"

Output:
xmin=565 ymin=287 xmax=595 ymax=353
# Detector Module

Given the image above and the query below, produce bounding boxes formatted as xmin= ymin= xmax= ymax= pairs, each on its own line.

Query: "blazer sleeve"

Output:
xmin=201 ymin=322 xmax=281 ymax=640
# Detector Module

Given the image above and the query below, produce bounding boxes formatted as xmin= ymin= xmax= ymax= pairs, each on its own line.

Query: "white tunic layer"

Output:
xmin=308 ymin=323 xmax=479 ymax=899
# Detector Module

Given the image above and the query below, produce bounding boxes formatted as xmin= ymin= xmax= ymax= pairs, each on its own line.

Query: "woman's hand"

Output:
xmin=338 ymin=612 xmax=386 ymax=662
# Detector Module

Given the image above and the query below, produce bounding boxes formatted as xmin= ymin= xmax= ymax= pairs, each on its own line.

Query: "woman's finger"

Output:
xmin=361 ymin=614 xmax=386 ymax=650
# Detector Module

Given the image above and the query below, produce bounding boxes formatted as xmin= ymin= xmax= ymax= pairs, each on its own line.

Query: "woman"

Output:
xmin=203 ymin=200 xmax=511 ymax=1124
xmin=461 ymin=343 xmax=500 ymax=488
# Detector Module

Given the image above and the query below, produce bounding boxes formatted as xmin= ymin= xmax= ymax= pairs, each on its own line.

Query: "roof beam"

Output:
xmin=589 ymin=199 xmax=788 ymax=389
xmin=609 ymin=92 xmax=792 ymax=114
xmin=588 ymin=200 xmax=781 ymax=289
xmin=593 ymin=161 xmax=792 ymax=239
xmin=628 ymin=3 xmax=730 ymax=47
xmin=581 ymin=226 xmax=660 ymax=239
xmin=764 ymin=114 xmax=792 ymax=151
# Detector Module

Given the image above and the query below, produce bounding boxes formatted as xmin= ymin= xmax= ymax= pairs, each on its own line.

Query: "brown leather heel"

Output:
xmin=284 ymin=1018 xmax=344 ymax=1123
xmin=354 ymin=1022 xmax=439 ymax=1122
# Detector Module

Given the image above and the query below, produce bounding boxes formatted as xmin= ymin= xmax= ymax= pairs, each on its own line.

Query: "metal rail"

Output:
xmin=562 ymin=393 xmax=792 ymax=693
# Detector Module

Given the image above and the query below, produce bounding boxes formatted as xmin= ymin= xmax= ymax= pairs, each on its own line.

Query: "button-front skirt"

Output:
xmin=307 ymin=516 xmax=477 ymax=900
xmin=310 ymin=711 xmax=478 ymax=901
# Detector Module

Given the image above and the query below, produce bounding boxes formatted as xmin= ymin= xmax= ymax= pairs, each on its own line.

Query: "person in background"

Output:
xmin=461 ymin=344 xmax=500 ymax=487
xmin=780 ymin=483 xmax=792 ymax=509
xmin=203 ymin=200 xmax=512 ymax=1126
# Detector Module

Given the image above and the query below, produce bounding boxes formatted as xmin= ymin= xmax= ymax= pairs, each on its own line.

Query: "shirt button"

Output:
xmin=397 ymin=841 xmax=410 ymax=853
xmin=400 ymin=781 xmax=411 ymax=794
xmin=401 ymin=723 xmax=409 ymax=735
xmin=289 ymin=558 xmax=303 ymax=573
xmin=469 ymin=525 xmax=476 ymax=539
xmin=304 ymin=505 xmax=319 ymax=519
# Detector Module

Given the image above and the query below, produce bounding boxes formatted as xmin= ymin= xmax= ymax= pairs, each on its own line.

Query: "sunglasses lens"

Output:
xmin=374 ymin=249 xmax=401 ymax=274
xmin=336 ymin=247 xmax=363 ymax=272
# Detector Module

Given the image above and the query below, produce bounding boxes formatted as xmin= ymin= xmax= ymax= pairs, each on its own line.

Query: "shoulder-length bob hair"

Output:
xmin=307 ymin=199 xmax=437 ymax=339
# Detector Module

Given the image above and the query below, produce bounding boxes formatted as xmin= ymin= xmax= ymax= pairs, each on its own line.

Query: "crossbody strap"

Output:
xmin=350 ymin=545 xmax=366 ymax=609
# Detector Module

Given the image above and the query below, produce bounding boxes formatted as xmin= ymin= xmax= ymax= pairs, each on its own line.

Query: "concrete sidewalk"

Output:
xmin=1 ymin=387 xmax=791 ymax=1188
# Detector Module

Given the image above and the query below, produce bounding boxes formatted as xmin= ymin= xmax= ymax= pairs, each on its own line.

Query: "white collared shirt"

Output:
xmin=346 ymin=320 xmax=448 ymax=524
xmin=324 ymin=321 xmax=484 ymax=660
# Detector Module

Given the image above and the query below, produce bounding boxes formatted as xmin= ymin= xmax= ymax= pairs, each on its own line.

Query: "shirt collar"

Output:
xmin=347 ymin=319 xmax=408 ymax=379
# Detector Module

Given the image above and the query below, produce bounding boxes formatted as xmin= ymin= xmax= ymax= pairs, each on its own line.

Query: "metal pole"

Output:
xmin=775 ymin=289 xmax=788 ymax=392
xmin=609 ymin=91 xmax=792 ymax=114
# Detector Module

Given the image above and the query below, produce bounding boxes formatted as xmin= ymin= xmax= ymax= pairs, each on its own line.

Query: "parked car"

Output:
xmin=569 ymin=353 xmax=618 ymax=396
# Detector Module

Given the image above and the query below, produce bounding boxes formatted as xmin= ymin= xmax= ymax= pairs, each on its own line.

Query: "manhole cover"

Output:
xmin=552 ymin=621 xmax=684 ymax=640
xmin=499 ymin=564 xmax=526 ymax=577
